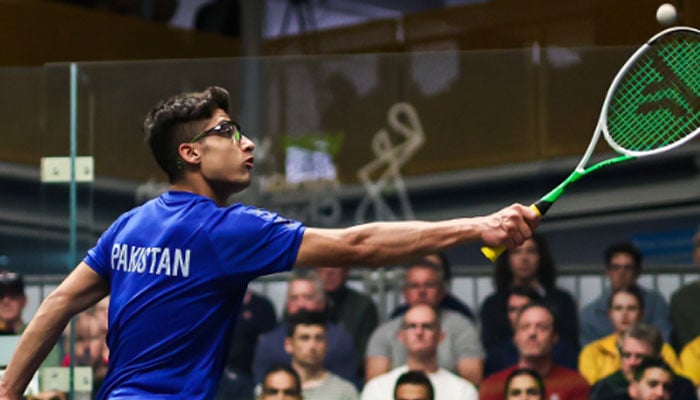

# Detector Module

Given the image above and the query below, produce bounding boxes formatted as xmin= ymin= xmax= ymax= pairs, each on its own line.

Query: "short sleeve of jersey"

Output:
xmin=204 ymin=205 xmax=304 ymax=278
xmin=83 ymin=201 xmax=305 ymax=281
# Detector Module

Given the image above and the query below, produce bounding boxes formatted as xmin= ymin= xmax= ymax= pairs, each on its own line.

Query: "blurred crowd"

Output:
xmin=3 ymin=230 xmax=699 ymax=400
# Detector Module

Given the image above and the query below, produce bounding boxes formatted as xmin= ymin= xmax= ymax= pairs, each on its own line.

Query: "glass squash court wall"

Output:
xmin=0 ymin=46 xmax=698 ymax=396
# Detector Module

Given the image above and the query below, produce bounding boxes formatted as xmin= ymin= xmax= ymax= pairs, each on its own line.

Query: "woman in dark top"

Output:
xmin=479 ymin=233 xmax=580 ymax=352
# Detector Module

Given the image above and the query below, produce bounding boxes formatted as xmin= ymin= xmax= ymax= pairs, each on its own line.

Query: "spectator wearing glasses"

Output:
xmin=361 ymin=304 xmax=477 ymax=400
xmin=580 ymin=242 xmax=671 ymax=346
xmin=365 ymin=260 xmax=483 ymax=385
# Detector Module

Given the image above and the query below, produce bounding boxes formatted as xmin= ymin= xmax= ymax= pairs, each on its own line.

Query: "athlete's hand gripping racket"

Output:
xmin=482 ymin=26 xmax=700 ymax=262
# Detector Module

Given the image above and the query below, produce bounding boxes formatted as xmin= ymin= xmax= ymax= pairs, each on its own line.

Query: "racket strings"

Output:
xmin=607 ymin=32 xmax=700 ymax=152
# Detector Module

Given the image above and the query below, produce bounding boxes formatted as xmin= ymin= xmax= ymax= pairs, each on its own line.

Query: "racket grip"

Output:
xmin=480 ymin=203 xmax=545 ymax=263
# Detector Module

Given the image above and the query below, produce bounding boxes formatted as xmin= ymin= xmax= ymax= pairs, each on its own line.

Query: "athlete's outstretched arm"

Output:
xmin=0 ymin=262 xmax=110 ymax=400
xmin=295 ymin=203 xmax=538 ymax=268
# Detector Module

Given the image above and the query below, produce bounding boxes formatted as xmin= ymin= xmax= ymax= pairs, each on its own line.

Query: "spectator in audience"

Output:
xmin=0 ymin=271 xmax=60 ymax=366
xmin=217 ymin=289 xmax=277 ymax=400
xmin=257 ymin=363 xmax=303 ymax=400
xmin=389 ymin=253 xmax=475 ymax=322
xmin=478 ymin=302 xmax=589 ymax=400
xmin=679 ymin=334 xmax=700 ymax=387
xmin=361 ymin=304 xmax=478 ymax=400
xmin=670 ymin=229 xmax=700 ymax=351
xmin=579 ymin=287 xmax=682 ymax=385
xmin=61 ymin=308 xmax=109 ymax=395
xmin=484 ymin=286 xmax=579 ymax=376
xmin=393 ymin=370 xmax=434 ymax=400
xmin=580 ymin=242 xmax=671 ymax=345
xmin=504 ymin=368 xmax=545 ymax=400
xmin=627 ymin=358 xmax=674 ymax=400
xmin=253 ymin=269 xmax=357 ymax=384
xmin=315 ymin=266 xmax=378 ymax=380
xmin=479 ymin=234 xmax=579 ymax=351
xmin=365 ymin=262 xmax=483 ymax=384
xmin=284 ymin=310 xmax=358 ymax=400
xmin=589 ymin=323 xmax=697 ymax=400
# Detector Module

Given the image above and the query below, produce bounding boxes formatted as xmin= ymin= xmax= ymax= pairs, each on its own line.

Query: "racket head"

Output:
xmin=601 ymin=27 xmax=700 ymax=157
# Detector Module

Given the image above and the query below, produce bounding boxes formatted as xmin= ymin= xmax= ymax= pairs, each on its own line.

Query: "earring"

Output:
xmin=176 ymin=159 xmax=183 ymax=171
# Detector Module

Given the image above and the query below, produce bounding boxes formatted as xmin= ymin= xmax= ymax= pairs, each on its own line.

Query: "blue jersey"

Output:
xmin=84 ymin=191 xmax=305 ymax=399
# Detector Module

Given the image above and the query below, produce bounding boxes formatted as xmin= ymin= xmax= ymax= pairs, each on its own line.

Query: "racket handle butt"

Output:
xmin=481 ymin=245 xmax=505 ymax=262
xmin=480 ymin=202 xmax=548 ymax=263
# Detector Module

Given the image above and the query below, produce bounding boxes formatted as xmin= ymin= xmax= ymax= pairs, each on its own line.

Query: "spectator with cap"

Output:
xmin=0 ymin=271 xmax=60 ymax=367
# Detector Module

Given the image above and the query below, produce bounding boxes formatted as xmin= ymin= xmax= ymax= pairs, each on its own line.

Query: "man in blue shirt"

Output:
xmin=0 ymin=86 xmax=538 ymax=400
xmin=579 ymin=242 xmax=671 ymax=345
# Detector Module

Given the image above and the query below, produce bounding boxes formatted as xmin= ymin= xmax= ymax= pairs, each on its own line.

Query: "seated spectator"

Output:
xmin=670 ymin=230 xmax=700 ymax=351
xmin=257 ymin=363 xmax=303 ymax=400
xmin=590 ymin=323 xmax=697 ymax=400
xmin=253 ymin=269 xmax=357 ymax=384
xmin=365 ymin=262 xmax=483 ymax=384
xmin=479 ymin=234 xmax=579 ymax=351
xmin=315 ymin=266 xmax=378 ymax=379
xmin=389 ymin=253 xmax=475 ymax=322
xmin=679 ymin=335 xmax=700 ymax=387
xmin=394 ymin=370 xmax=434 ymax=400
xmin=627 ymin=358 xmax=674 ymax=400
xmin=580 ymin=242 xmax=671 ymax=345
xmin=0 ymin=271 xmax=60 ymax=367
xmin=284 ymin=310 xmax=358 ymax=400
xmin=361 ymin=304 xmax=478 ymax=400
xmin=484 ymin=286 xmax=579 ymax=376
xmin=218 ymin=289 xmax=277 ymax=400
xmin=579 ymin=286 xmax=682 ymax=385
xmin=505 ymin=368 xmax=545 ymax=400
xmin=479 ymin=303 xmax=589 ymax=400
xmin=61 ymin=309 xmax=109 ymax=395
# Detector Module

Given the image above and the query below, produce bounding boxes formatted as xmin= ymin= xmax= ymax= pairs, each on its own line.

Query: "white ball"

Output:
xmin=656 ymin=3 xmax=677 ymax=26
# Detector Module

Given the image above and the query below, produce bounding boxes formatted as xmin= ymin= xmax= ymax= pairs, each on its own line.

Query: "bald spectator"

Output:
xmin=361 ymin=304 xmax=477 ymax=400
xmin=365 ymin=261 xmax=483 ymax=384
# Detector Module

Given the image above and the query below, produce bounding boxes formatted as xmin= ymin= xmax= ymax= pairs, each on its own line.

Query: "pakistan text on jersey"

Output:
xmin=111 ymin=244 xmax=191 ymax=278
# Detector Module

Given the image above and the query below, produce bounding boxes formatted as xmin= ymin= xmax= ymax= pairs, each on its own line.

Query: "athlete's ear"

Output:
xmin=178 ymin=143 xmax=201 ymax=165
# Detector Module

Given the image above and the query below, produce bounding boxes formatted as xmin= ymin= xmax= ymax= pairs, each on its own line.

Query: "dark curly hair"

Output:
xmin=142 ymin=86 xmax=230 ymax=182
xmin=494 ymin=232 xmax=556 ymax=293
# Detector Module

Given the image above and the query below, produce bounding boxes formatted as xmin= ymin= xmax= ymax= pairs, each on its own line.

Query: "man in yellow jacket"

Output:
xmin=680 ymin=335 xmax=700 ymax=387
xmin=578 ymin=286 xmax=682 ymax=384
